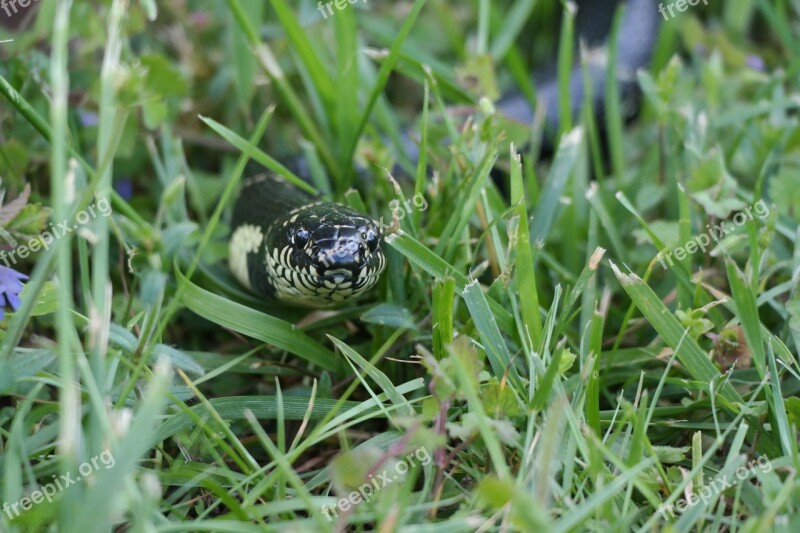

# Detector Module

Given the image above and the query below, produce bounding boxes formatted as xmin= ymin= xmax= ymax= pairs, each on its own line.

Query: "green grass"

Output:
xmin=0 ymin=0 xmax=799 ymax=531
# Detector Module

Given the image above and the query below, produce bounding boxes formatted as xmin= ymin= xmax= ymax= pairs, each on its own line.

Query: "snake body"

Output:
xmin=229 ymin=0 xmax=658 ymax=307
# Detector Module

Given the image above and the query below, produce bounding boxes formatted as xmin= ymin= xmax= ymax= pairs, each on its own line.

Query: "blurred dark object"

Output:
xmin=0 ymin=0 xmax=40 ymax=32
xmin=497 ymin=0 xmax=660 ymax=145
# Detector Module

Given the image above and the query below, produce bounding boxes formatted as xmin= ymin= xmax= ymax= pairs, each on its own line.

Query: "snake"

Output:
xmin=229 ymin=173 xmax=385 ymax=307
xmin=228 ymin=0 xmax=659 ymax=307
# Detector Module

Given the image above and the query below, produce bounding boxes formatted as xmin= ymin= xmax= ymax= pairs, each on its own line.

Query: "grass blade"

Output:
xmin=176 ymin=267 xmax=339 ymax=373
xmin=609 ymin=262 xmax=742 ymax=405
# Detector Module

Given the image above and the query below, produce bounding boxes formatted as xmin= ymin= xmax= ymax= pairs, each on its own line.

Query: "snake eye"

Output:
xmin=293 ymin=227 xmax=310 ymax=247
xmin=365 ymin=228 xmax=379 ymax=252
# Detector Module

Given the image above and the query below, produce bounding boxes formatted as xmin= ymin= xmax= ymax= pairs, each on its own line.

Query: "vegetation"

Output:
xmin=0 ymin=0 xmax=798 ymax=531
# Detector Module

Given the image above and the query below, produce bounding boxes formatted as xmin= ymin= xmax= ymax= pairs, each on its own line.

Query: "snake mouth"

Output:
xmin=319 ymin=268 xmax=358 ymax=285
xmin=279 ymin=270 xmax=384 ymax=306
xmin=304 ymin=262 xmax=385 ymax=293
xmin=266 ymin=250 xmax=386 ymax=306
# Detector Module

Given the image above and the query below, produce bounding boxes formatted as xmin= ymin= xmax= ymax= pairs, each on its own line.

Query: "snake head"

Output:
xmin=267 ymin=203 xmax=386 ymax=306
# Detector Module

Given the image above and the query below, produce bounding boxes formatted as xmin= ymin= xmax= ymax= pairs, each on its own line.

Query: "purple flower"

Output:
xmin=78 ymin=110 xmax=99 ymax=127
xmin=115 ymin=178 xmax=133 ymax=200
xmin=746 ymin=54 xmax=765 ymax=72
xmin=0 ymin=266 xmax=28 ymax=320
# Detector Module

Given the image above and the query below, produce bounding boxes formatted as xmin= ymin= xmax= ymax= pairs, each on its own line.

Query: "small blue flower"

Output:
xmin=115 ymin=178 xmax=133 ymax=201
xmin=0 ymin=265 xmax=28 ymax=320
xmin=746 ymin=54 xmax=765 ymax=72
